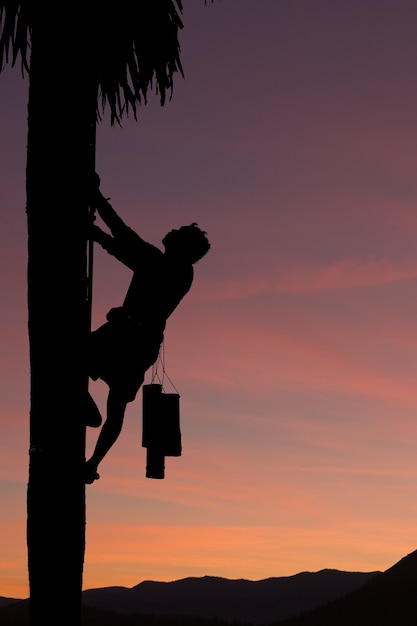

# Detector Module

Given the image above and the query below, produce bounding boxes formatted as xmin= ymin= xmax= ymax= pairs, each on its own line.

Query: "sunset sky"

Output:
xmin=2 ymin=0 xmax=417 ymax=600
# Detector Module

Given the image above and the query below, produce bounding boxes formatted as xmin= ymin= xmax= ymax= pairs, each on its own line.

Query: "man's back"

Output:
xmin=123 ymin=254 xmax=194 ymax=330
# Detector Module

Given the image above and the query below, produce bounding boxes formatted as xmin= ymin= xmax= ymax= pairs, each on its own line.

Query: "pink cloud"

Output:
xmin=199 ymin=258 xmax=417 ymax=300
xmin=164 ymin=309 xmax=417 ymax=415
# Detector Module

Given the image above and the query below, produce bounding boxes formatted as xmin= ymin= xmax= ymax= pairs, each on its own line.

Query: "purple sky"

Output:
xmin=2 ymin=0 xmax=417 ymax=598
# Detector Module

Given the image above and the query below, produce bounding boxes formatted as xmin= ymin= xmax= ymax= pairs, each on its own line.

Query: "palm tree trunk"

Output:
xmin=26 ymin=8 xmax=97 ymax=625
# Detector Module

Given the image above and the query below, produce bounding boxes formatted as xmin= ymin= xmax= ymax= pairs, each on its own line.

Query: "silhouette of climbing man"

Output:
xmin=84 ymin=177 xmax=210 ymax=484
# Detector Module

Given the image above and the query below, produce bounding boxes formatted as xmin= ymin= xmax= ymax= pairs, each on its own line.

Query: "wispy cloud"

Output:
xmin=82 ymin=523 xmax=416 ymax=591
xmin=200 ymin=259 xmax=417 ymax=300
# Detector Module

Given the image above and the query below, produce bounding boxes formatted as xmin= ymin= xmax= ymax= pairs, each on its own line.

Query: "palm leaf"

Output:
xmin=0 ymin=0 xmax=217 ymax=124
xmin=0 ymin=0 xmax=31 ymax=73
xmin=94 ymin=0 xmax=185 ymax=123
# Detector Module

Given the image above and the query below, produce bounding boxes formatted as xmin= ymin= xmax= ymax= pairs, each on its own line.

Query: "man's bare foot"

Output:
xmin=84 ymin=460 xmax=100 ymax=484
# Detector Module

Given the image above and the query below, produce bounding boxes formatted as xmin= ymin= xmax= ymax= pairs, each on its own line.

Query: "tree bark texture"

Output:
xmin=26 ymin=7 xmax=97 ymax=625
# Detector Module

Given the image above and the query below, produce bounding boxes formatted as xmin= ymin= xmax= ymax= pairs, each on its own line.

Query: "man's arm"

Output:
xmin=91 ymin=225 xmax=115 ymax=251
xmin=92 ymin=189 xmax=126 ymax=236
xmin=90 ymin=176 xmax=160 ymax=269
xmin=91 ymin=219 xmax=157 ymax=271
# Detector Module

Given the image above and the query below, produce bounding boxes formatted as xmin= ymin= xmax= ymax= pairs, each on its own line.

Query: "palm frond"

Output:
xmin=95 ymin=0 xmax=185 ymax=124
xmin=0 ymin=1 xmax=211 ymax=125
xmin=0 ymin=0 xmax=31 ymax=74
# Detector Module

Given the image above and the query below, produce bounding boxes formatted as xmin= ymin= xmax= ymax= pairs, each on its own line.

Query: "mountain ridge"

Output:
xmin=0 ymin=569 xmax=379 ymax=624
xmin=82 ymin=569 xmax=380 ymax=624
xmin=4 ymin=551 xmax=417 ymax=626
xmin=272 ymin=548 xmax=417 ymax=625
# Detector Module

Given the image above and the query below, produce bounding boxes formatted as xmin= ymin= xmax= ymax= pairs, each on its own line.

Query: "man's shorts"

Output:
xmin=89 ymin=315 xmax=163 ymax=403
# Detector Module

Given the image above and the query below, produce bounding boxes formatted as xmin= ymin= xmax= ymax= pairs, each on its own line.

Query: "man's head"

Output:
xmin=163 ymin=223 xmax=210 ymax=264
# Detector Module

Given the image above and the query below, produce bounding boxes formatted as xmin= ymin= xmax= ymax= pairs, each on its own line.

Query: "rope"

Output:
xmin=151 ymin=341 xmax=180 ymax=395
xmin=86 ymin=90 xmax=98 ymax=333
xmin=86 ymin=204 xmax=95 ymax=331
xmin=86 ymin=95 xmax=97 ymax=398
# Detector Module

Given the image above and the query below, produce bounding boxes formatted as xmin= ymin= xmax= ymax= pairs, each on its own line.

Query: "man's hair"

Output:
xmin=177 ymin=223 xmax=211 ymax=263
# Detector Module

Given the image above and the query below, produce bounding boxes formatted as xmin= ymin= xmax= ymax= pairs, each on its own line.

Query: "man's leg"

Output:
xmin=85 ymin=392 xmax=103 ymax=428
xmin=85 ymin=388 xmax=128 ymax=483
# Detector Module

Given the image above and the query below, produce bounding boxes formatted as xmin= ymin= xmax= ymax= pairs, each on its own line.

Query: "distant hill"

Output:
xmin=82 ymin=570 xmax=379 ymax=624
xmin=3 ymin=550 xmax=417 ymax=625
xmin=272 ymin=549 xmax=417 ymax=626
xmin=0 ymin=600 xmax=236 ymax=626
xmin=0 ymin=596 xmax=21 ymax=608
xmin=13 ymin=554 xmax=417 ymax=626
xmin=0 ymin=569 xmax=379 ymax=626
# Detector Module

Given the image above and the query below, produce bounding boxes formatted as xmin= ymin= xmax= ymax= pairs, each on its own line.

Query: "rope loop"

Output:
xmin=151 ymin=342 xmax=180 ymax=395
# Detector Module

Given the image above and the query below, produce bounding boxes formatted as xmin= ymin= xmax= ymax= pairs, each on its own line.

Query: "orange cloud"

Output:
xmin=82 ymin=523 xmax=417 ymax=591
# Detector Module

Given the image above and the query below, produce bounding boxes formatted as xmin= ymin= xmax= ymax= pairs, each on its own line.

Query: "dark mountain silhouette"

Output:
xmin=0 ymin=598 xmax=240 ymax=626
xmin=81 ymin=570 xmax=378 ymax=624
xmin=6 ymin=549 xmax=417 ymax=626
xmin=0 ymin=596 xmax=21 ymax=608
xmin=272 ymin=548 xmax=417 ymax=625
